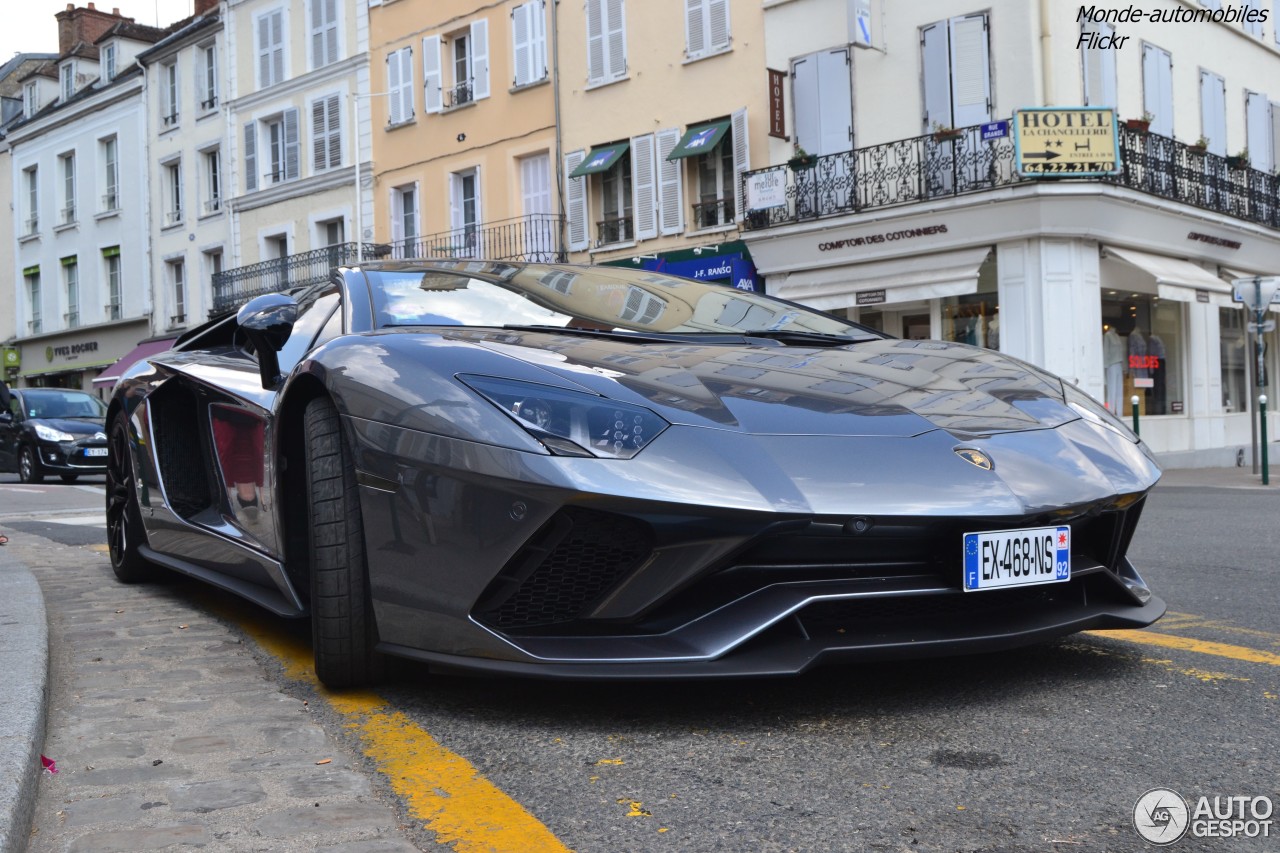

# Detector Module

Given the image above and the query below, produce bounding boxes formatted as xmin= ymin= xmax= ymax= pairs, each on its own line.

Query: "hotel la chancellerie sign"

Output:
xmin=1013 ymin=107 xmax=1122 ymax=177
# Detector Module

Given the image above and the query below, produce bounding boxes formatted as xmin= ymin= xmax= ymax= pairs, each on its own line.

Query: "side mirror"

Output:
xmin=0 ymin=411 xmax=11 ymax=424
xmin=237 ymin=293 xmax=298 ymax=389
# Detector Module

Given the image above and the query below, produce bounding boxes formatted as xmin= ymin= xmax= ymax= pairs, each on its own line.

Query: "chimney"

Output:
xmin=194 ymin=0 xmax=219 ymax=16
xmin=53 ymin=4 xmax=134 ymax=56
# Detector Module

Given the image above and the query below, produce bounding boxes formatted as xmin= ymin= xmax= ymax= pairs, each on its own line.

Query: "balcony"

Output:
xmin=595 ymin=215 xmax=634 ymax=247
xmin=104 ymin=301 xmax=122 ymax=321
xmin=740 ymin=123 xmax=1280 ymax=233
xmin=162 ymin=112 xmax=179 ymax=127
xmin=201 ymin=96 xmax=217 ymax=110
xmin=22 ymin=217 xmax=38 ymax=237
xmin=204 ymin=197 xmax=222 ymax=214
xmin=64 ymin=311 xmax=80 ymax=329
xmin=164 ymin=209 xmax=183 ymax=227
xmin=212 ymin=215 xmax=567 ymax=316
xmin=692 ymin=197 xmax=735 ymax=230
xmin=101 ymin=192 xmax=118 ymax=212
xmin=389 ymin=214 xmax=565 ymax=262
xmin=444 ymin=79 xmax=473 ymax=108
xmin=60 ymin=205 xmax=76 ymax=225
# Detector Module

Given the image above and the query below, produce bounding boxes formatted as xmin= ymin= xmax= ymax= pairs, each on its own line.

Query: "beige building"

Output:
xmin=220 ymin=0 xmax=369 ymax=314
xmin=366 ymin=0 xmax=560 ymax=262
xmin=556 ymin=0 xmax=767 ymax=291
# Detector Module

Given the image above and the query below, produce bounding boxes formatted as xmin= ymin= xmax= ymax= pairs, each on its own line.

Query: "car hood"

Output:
xmin=31 ymin=417 xmax=106 ymax=437
xmin=445 ymin=329 xmax=1079 ymax=438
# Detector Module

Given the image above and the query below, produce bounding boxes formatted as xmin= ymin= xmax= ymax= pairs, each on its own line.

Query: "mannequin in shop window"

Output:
xmin=1104 ymin=325 xmax=1124 ymax=412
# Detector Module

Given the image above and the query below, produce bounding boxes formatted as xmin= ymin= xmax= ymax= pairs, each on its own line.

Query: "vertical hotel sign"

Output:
xmin=768 ymin=69 xmax=787 ymax=140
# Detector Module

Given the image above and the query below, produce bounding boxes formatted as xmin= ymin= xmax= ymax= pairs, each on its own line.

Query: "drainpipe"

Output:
xmin=551 ymin=0 xmax=565 ymax=260
xmin=1039 ymin=0 xmax=1053 ymax=105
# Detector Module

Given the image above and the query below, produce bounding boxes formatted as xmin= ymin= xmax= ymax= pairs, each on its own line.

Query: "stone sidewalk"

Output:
xmin=11 ymin=535 xmax=425 ymax=853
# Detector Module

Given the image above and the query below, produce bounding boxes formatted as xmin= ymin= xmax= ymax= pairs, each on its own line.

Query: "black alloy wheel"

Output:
xmin=18 ymin=446 xmax=43 ymax=484
xmin=302 ymin=396 xmax=383 ymax=688
xmin=106 ymin=413 xmax=154 ymax=582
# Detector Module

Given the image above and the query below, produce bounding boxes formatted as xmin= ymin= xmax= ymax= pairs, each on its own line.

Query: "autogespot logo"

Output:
xmin=1134 ymin=788 xmax=1190 ymax=845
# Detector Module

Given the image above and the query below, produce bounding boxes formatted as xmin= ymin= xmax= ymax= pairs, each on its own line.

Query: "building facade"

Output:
xmin=7 ymin=6 xmax=162 ymax=394
xmin=220 ymin=0 xmax=370 ymax=315
xmin=741 ymin=0 xmax=1280 ymax=466
xmin=138 ymin=2 xmax=228 ymax=337
xmin=366 ymin=0 xmax=562 ymax=263
xmin=558 ymin=0 xmax=768 ymax=290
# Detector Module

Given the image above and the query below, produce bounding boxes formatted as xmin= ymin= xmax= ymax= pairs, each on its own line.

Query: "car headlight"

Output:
xmin=1062 ymin=381 xmax=1138 ymax=442
xmin=34 ymin=424 xmax=76 ymax=442
xmin=460 ymin=375 xmax=669 ymax=459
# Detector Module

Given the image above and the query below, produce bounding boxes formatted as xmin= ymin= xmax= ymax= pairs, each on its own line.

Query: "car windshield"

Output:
xmin=366 ymin=263 xmax=879 ymax=341
xmin=22 ymin=390 xmax=108 ymax=420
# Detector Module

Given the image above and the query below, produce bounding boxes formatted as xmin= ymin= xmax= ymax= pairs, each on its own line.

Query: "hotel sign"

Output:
xmin=768 ymin=69 xmax=787 ymax=139
xmin=1014 ymin=107 xmax=1122 ymax=177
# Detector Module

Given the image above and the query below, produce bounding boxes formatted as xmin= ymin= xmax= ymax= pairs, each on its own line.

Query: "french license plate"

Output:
xmin=83 ymin=447 xmax=108 ymax=457
xmin=963 ymin=526 xmax=1070 ymax=592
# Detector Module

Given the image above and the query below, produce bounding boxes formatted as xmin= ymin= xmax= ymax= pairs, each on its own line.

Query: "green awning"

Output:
xmin=569 ymin=142 xmax=630 ymax=178
xmin=666 ymin=120 xmax=731 ymax=160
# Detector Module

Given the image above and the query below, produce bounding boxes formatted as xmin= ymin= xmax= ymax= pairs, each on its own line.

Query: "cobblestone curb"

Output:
xmin=0 ymin=543 xmax=49 ymax=853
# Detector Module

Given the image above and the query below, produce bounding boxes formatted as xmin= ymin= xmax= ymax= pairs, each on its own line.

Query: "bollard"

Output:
xmin=1262 ymin=394 xmax=1270 ymax=486
xmin=1131 ymin=395 xmax=1140 ymax=437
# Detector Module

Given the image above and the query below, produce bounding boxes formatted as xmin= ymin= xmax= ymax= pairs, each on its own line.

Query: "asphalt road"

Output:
xmin=9 ymin=474 xmax=1280 ymax=852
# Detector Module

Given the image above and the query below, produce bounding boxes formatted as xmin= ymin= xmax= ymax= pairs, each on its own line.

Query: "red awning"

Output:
xmin=92 ymin=338 xmax=178 ymax=387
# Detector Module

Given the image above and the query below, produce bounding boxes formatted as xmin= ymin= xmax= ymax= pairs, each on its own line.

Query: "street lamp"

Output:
xmin=351 ymin=91 xmax=393 ymax=263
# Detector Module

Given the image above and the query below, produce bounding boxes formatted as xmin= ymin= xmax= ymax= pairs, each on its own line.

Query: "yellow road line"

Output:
xmin=1088 ymin=629 xmax=1280 ymax=667
xmin=234 ymin=613 xmax=571 ymax=853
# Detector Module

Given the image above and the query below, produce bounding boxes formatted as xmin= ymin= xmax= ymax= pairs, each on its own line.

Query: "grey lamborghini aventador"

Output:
xmin=106 ymin=260 xmax=1164 ymax=687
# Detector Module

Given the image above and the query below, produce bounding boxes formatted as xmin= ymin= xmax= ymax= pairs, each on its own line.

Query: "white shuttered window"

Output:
xmin=311 ymin=94 xmax=341 ymax=172
xmin=792 ymin=49 xmax=852 ymax=156
xmin=656 ymin=128 xmax=684 ymax=235
xmin=310 ymin=0 xmax=339 ymax=69
xmin=920 ymin=14 xmax=991 ymax=131
xmin=630 ymin=134 xmax=657 ymax=241
xmin=257 ymin=8 xmax=285 ymax=88
xmin=388 ymin=47 xmax=414 ymax=124
xmin=512 ymin=1 xmax=548 ymax=86
xmin=1201 ymin=71 xmax=1226 ymax=155
xmin=1141 ymin=43 xmax=1173 ymax=137
xmin=685 ymin=0 xmax=730 ymax=59
xmin=471 ymin=20 xmax=491 ymax=100
xmin=423 ymin=36 xmax=443 ymax=113
xmin=1081 ymin=22 xmax=1117 ymax=108
xmin=565 ymin=150 xmax=589 ymax=251
xmin=586 ymin=0 xmax=626 ymax=85
xmin=1246 ymin=91 xmax=1272 ymax=171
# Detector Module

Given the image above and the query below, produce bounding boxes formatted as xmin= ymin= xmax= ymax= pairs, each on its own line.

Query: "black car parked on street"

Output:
xmin=0 ymin=388 xmax=109 ymax=483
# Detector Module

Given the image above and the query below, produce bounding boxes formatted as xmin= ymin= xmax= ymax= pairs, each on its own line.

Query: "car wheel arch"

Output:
xmin=276 ymin=373 xmax=334 ymax=604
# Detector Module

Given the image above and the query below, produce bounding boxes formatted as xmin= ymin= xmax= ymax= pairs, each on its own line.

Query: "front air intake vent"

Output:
xmin=475 ymin=507 xmax=654 ymax=630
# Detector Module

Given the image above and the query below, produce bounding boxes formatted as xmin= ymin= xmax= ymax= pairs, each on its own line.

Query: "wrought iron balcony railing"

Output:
xmin=741 ymin=123 xmax=1280 ymax=233
xmin=692 ymin=198 xmax=735 ymax=229
xmin=595 ymin=215 xmax=634 ymax=246
xmin=212 ymin=215 xmax=567 ymax=317
xmin=102 ymin=193 xmax=118 ymax=211
xmin=388 ymin=213 xmax=566 ymax=263
xmin=211 ymin=242 xmax=388 ymax=315
xmin=445 ymin=80 xmax=474 ymax=108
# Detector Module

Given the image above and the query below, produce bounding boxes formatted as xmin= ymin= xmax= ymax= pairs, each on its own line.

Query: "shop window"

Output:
xmin=1219 ymin=308 xmax=1249 ymax=413
xmin=941 ymin=259 xmax=999 ymax=350
xmin=1101 ymin=292 xmax=1183 ymax=417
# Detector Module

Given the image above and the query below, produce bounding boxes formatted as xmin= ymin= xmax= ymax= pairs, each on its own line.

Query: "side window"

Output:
xmin=276 ymin=288 xmax=340 ymax=374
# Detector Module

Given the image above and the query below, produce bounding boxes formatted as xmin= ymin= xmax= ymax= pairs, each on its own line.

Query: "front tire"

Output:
xmin=18 ymin=446 xmax=44 ymax=484
xmin=303 ymin=397 xmax=382 ymax=688
xmin=106 ymin=413 xmax=155 ymax=582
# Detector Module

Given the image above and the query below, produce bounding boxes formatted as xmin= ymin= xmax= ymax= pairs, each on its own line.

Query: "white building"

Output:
xmin=7 ymin=6 xmax=163 ymax=394
xmin=221 ymin=0 xmax=370 ymax=315
xmin=742 ymin=0 xmax=1280 ymax=467
xmin=137 ymin=0 xmax=228 ymax=336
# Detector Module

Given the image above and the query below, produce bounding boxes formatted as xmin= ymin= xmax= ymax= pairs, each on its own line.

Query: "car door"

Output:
xmin=0 ymin=394 xmax=22 ymax=471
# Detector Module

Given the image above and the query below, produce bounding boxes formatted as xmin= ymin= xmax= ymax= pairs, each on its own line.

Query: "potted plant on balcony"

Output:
xmin=1124 ymin=112 xmax=1154 ymax=133
xmin=931 ymin=121 xmax=964 ymax=142
xmin=788 ymin=146 xmax=817 ymax=171
xmin=1188 ymin=136 xmax=1209 ymax=155
xmin=1227 ymin=148 xmax=1249 ymax=170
